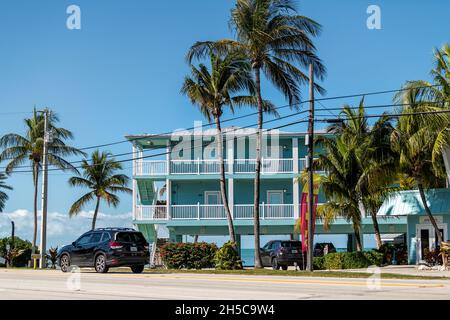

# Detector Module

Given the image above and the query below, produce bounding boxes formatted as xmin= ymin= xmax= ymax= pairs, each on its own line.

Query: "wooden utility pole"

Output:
xmin=306 ymin=64 xmax=315 ymax=272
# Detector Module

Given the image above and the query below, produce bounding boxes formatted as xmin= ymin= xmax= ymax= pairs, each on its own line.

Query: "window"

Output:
xmin=90 ymin=233 xmax=102 ymax=244
xmin=267 ymin=191 xmax=284 ymax=204
xmin=101 ymin=232 xmax=111 ymax=242
xmin=205 ymin=191 xmax=221 ymax=205
xmin=116 ymin=232 xmax=133 ymax=242
xmin=262 ymin=242 xmax=272 ymax=251
xmin=76 ymin=234 xmax=92 ymax=246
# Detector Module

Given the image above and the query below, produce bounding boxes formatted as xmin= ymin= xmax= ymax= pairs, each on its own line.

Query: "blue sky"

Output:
xmin=0 ymin=0 xmax=449 ymax=248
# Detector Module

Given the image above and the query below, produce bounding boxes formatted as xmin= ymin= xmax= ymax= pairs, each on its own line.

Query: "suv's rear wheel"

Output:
xmin=131 ymin=265 xmax=145 ymax=274
xmin=271 ymin=258 xmax=280 ymax=270
xmin=60 ymin=254 xmax=70 ymax=273
xmin=281 ymin=265 xmax=288 ymax=271
xmin=95 ymin=254 xmax=109 ymax=273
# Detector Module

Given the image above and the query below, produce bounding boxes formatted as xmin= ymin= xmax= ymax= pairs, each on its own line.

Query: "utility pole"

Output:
xmin=39 ymin=109 xmax=51 ymax=269
xmin=10 ymin=221 xmax=14 ymax=268
xmin=11 ymin=221 xmax=15 ymax=249
xmin=306 ymin=64 xmax=315 ymax=272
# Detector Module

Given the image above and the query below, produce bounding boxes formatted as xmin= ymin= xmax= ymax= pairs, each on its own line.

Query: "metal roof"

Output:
xmin=377 ymin=188 xmax=450 ymax=216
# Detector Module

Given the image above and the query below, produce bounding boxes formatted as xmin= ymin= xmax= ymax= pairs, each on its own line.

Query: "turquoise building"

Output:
xmin=127 ymin=127 xmax=406 ymax=259
xmin=378 ymin=188 xmax=450 ymax=265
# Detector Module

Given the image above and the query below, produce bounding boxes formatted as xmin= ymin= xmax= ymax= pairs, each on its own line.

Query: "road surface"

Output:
xmin=0 ymin=269 xmax=449 ymax=300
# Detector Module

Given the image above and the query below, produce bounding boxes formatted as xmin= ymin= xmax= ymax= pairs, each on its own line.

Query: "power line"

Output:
xmin=7 ymin=117 xmax=311 ymax=174
xmin=1 ymin=99 xmax=447 ymax=171
xmin=73 ymin=83 xmax=449 ymax=151
xmin=5 ymin=106 xmax=450 ymax=175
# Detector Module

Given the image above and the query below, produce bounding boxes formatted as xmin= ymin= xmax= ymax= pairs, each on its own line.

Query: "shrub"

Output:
xmin=377 ymin=243 xmax=408 ymax=265
xmin=160 ymin=242 xmax=218 ymax=269
xmin=313 ymin=256 xmax=325 ymax=270
xmin=0 ymin=237 xmax=32 ymax=267
xmin=214 ymin=241 xmax=243 ymax=270
xmin=322 ymin=251 xmax=383 ymax=270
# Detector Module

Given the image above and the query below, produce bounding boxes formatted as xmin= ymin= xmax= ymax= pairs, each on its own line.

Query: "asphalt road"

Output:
xmin=0 ymin=269 xmax=449 ymax=300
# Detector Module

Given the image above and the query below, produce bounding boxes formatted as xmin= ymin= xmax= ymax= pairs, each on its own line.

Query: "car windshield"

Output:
xmin=281 ymin=241 xmax=301 ymax=248
xmin=116 ymin=232 xmax=146 ymax=243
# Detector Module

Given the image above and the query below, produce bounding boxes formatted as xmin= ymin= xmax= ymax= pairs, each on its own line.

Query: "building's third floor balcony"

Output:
xmin=133 ymin=158 xmax=312 ymax=176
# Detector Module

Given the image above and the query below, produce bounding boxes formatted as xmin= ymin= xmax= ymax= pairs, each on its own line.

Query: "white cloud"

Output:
xmin=0 ymin=209 xmax=133 ymax=249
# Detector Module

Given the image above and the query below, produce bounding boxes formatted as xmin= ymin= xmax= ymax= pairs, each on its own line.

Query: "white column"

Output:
xmin=293 ymin=178 xmax=300 ymax=219
xmin=292 ymin=138 xmax=300 ymax=219
xmin=132 ymin=179 xmax=137 ymax=220
xmin=227 ymin=134 xmax=234 ymax=173
xmin=166 ymin=179 xmax=171 ymax=219
xmin=228 ymin=178 xmax=234 ymax=218
xmin=227 ymin=135 xmax=235 ymax=217
xmin=166 ymin=140 xmax=171 ymax=174
xmin=292 ymin=137 xmax=299 ymax=173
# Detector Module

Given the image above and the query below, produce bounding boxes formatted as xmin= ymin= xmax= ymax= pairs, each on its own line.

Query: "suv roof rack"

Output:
xmin=94 ymin=227 xmax=136 ymax=231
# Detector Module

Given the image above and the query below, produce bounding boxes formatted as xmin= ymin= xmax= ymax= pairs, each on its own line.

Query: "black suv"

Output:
xmin=260 ymin=240 xmax=304 ymax=270
xmin=314 ymin=242 xmax=337 ymax=257
xmin=57 ymin=228 xmax=149 ymax=273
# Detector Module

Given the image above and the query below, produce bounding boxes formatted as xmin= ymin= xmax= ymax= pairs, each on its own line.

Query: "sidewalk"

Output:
xmin=341 ymin=265 xmax=450 ymax=278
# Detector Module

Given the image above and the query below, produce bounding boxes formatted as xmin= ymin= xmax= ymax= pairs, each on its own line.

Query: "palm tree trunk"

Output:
xmin=370 ymin=211 xmax=383 ymax=249
xmin=354 ymin=227 xmax=363 ymax=252
xmin=253 ymin=66 xmax=263 ymax=269
xmin=91 ymin=196 xmax=101 ymax=230
xmin=418 ymin=183 xmax=443 ymax=244
xmin=214 ymin=115 xmax=236 ymax=247
xmin=193 ymin=235 xmax=199 ymax=243
xmin=32 ymin=162 xmax=39 ymax=255
xmin=371 ymin=215 xmax=383 ymax=250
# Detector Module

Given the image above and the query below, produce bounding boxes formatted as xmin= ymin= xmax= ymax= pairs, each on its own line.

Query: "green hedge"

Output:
xmin=314 ymin=251 xmax=383 ymax=270
xmin=160 ymin=242 xmax=218 ymax=269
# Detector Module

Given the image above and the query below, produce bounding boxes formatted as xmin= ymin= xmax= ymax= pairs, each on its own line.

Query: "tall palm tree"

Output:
xmin=315 ymin=135 xmax=364 ymax=251
xmin=182 ymin=52 xmax=258 ymax=247
xmin=0 ymin=108 xmax=85 ymax=254
xmin=327 ymin=101 xmax=399 ymax=249
xmin=392 ymin=44 xmax=450 ymax=248
xmin=188 ymin=0 xmax=326 ymax=268
xmin=69 ymin=150 xmax=132 ymax=230
xmin=0 ymin=173 xmax=12 ymax=212
xmin=392 ymin=93 xmax=450 ymax=247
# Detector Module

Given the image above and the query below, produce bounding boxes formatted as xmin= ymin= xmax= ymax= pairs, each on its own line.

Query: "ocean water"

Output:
xmin=240 ymin=248 xmax=347 ymax=267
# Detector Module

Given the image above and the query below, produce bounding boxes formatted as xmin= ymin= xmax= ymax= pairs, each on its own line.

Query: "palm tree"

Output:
xmin=0 ymin=173 xmax=12 ymax=212
xmin=392 ymin=94 xmax=450 ymax=247
xmin=327 ymin=100 xmax=399 ymax=249
xmin=392 ymin=44 xmax=450 ymax=249
xmin=188 ymin=0 xmax=326 ymax=268
xmin=315 ymin=135 xmax=364 ymax=251
xmin=0 ymin=108 xmax=85 ymax=255
xmin=182 ymin=51 xmax=275 ymax=249
xmin=69 ymin=150 xmax=132 ymax=230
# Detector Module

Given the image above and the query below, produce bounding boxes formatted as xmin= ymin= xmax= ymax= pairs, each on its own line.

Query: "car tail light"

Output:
xmin=109 ymin=241 xmax=123 ymax=249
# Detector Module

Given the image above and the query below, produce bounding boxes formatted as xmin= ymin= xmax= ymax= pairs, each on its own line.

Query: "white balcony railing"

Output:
xmin=134 ymin=204 xmax=297 ymax=221
xmin=135 ymin=205 xmax=168 ymax=220
xmin=134 ymin=158 xmax=306 ymax=176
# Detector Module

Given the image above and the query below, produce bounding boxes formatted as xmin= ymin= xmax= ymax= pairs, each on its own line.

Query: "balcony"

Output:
xmin=134 ymin=158 xmax=310 ymax=176
xmin=134 ymin=204 xmax=297 ymax=221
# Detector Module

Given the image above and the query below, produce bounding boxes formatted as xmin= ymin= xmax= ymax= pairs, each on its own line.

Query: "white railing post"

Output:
xmin=197 ymin=158 xmax=200 ymax=175
xmin=197 ymin=202 xmax=200 ymax=220
xmin=261 ymin=202 xmax=265 ymax=220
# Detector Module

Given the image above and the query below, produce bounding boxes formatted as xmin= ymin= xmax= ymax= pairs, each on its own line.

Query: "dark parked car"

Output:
xmin=314 ymin=242 xmax=336 ymax=257
xmin=57 ymin=228 xmax=149 ymax=273
xmin=260 ymin=240 xmax=304 ymax=270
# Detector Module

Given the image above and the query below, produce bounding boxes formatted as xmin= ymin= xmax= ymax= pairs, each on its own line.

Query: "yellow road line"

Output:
xmin=148 ymin=275 xmax=445 ymax=288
